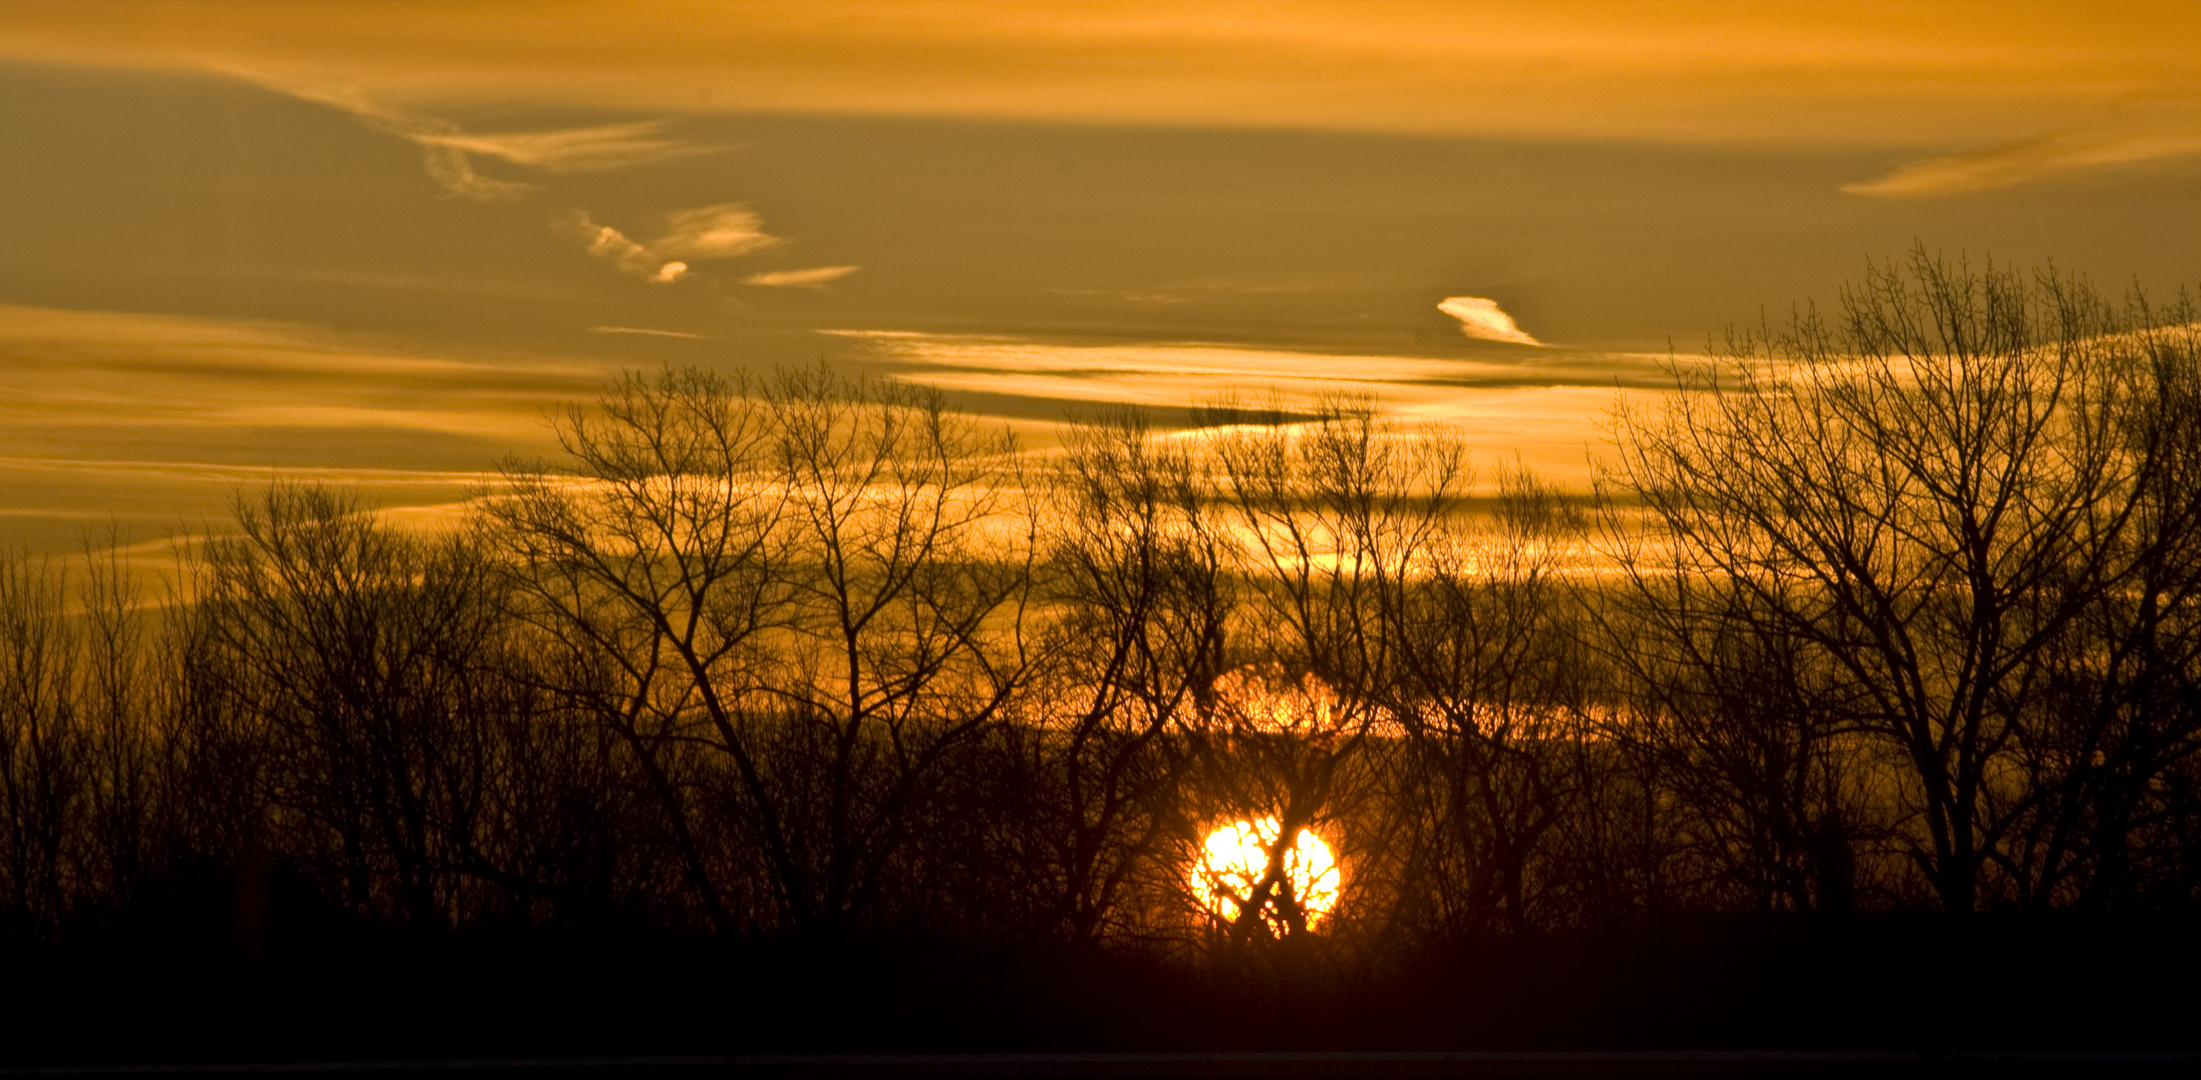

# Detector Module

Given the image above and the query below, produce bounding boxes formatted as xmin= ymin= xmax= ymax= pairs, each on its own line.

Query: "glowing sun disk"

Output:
xmin=1192 ymin=817 xmax=1339 ymax=932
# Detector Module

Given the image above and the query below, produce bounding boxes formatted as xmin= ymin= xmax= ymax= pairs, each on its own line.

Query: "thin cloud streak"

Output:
xmin=0 ymin=303 xmax=601 ymax=555
xmin=1844 ymin=114 xmax=2201 ymax=197
xmin=828 ymin=331 xmax=1673 ymax=390
xmin=0 ymin=455 xmax=504 ymax=486
xmin=241 ymin=70 xmax=799 ymax=292
xmin=745 ymin=266 xmax=862 ymax=288
xmin=589 ymin=325 xmax=705 ymax=339
xmin=232 ymin=70 xmax=720 ymax=199
xmin=415 ymin=120 xmax=720 ymax=173
xmin=833 ymin=330 xmax=1674 ymax=482
xmin=0 ymin=303 xmax=600 ymax=382
xmin=653 ymin=204 xmax=780 ymax=260
xmin=0 ymin=302 xmax=603 ymax=445
xmin=235 ymin=72 xmax=534 ymax=200
xmin=829 ymin=331 xmax=1480 ymax=386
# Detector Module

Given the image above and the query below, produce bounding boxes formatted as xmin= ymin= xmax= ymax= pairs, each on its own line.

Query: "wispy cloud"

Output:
xmin=248 ymin=73 xmax=785 ymax=285
xmin=241 ymin=75 xmax=532 ymax=200
xmin=1845 ymin=109 xmax=2201 ymax=197
xmin=0 ymin=301 xmax=602 ymax=507
xmin=827 ymin=330 xmax=1669 ymax=398
xmin=235 ymin=72 xmax=716 ymax=200
xmin=1438 ymin=297 xmax=1542 ymax=346
xmin=413 ymin=120 xmax=719 ymax=173
xmin=652 ymin=205 xmax=781 ymax=260
xmin=831 ymin=330 xmax=1669 ymax=486
xmin=589 ymin=325 xmax=704 ymax=339
xmin=743 ymin=266 xmax=861 ymax=288
xmin=562 ymin=204 xmax=782 ymax=284
xmin=564 ymin=212 xmax=686 ymax=282
xmin=0 ymin=302 xmax=617 ymax=556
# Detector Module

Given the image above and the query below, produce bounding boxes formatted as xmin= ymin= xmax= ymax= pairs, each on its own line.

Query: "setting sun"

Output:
xmin=1192 ymin=818 xmax=1339 ymax=934
xmin=0 ymin=1 xmax=2195 ymax=1065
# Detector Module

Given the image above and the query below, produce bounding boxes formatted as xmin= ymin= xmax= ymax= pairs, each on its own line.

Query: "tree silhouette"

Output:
xmin=1605 ymin=249 xmax=2201 ymax=912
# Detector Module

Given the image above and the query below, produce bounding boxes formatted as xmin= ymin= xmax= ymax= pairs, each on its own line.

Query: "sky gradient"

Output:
xmin=3 ymin=1 xmax=2198 ymax=553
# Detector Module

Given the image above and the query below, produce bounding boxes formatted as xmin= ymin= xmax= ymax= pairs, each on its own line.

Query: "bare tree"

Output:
xmin=1383 ymin=464 xmax=1590 ymax=934
xmin=1211 ymin=398 xmax=1463 ymax=702
xmin=2015 ymin=301 xmax=2201 ymax=908
xmin=75 ymin=527 xmax=158 ymax=914
xmin=1188 ymin=666 xmax=1366 ymax=944
xmin=486 ymin=366 xmax=786 ymax=934
xmin=0 ymin=550 xmax=83 ymax=937
xmin=1607 ymin=250 xmax=2201 ymax=912
xmin=1588 ymin=555 xmax=1862 ymax=913
xmin=190 ymin=482 xmax=503 ymax=931
xmin=1193 ymin=402 xmax=1466 ymax=944
xmin=758 ymin=364 xmax=1036 ymax=938
xmin=487 ymin=365 xmax=1035 ymax=939
xmin=1008 ymin=407 xmax=1230 ymax=945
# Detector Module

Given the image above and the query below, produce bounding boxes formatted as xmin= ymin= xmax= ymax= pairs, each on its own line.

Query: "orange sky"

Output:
xmin=8 ymin=1 xmax=2201 ymax=150
xmin=2 ymin=1 xmax=2198 ymax=552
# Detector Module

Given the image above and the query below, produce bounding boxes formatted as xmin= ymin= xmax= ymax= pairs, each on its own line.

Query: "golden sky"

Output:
xmin=11 ymin=1 xmax=2201 ymax=150
xmin=2 ymin=1 xmax=2197 ymax=550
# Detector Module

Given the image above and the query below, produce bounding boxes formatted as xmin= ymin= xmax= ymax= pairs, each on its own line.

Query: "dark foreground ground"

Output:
xmin=2 ymin=1051 xmax=2199 ymax=1079
xmin=3 ymin=908 xmax=2198 ymax=1073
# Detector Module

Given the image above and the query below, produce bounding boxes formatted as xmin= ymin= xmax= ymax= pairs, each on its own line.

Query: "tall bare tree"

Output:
xmin=486 ymin=366 xmax=786 ymax=934
xmin=1007 ymin=408 xmax=1230 ymax=945
xmin=1607 ymin=250 xmax=2201 ymax=912
xmin=0 ymin=551 xmax=83 ymax=937
xmin=759 ymin=364 xmax=1036 ymax=937
xmin=1196 ymin=402 xmax=1465 ymax=942
xmin=1383 ymin=464 xmax=1590 ymax=933
xmin=488 ymin=365 xmax=1035 ymax=939
xmin=75 ymin=528 xmax=158 ymax=914
xmin=191 ymin=482 xmax=502 ymax=930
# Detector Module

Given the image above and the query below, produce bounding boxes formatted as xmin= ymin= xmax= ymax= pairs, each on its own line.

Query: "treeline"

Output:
xmin=4 ymin=252 xmax=2199 ymax=967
